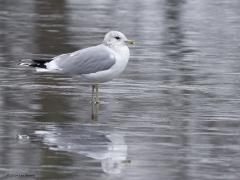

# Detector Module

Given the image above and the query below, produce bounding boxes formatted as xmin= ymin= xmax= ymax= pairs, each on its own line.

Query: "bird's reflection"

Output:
xmin=91 ymin=103 xmax=99 ymax=120
xmin=35 ymin=126 xmax=129 ymax=174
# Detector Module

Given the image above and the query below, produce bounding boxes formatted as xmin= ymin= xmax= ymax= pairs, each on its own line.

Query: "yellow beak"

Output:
xmin=125 ymin=40 xmax=135 ymax=45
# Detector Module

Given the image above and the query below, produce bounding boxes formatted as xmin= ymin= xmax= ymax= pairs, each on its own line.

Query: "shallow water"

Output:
xmin=1 ymin=0 xmax=240 ymax=179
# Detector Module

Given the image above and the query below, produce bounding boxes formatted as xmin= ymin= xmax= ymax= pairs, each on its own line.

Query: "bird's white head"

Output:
xmin=103 ymin=31 xmax=134 ymax=47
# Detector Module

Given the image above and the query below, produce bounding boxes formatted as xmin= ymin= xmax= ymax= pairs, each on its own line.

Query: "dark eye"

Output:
xmin=115 ymin=36 xmax=121 ymax=40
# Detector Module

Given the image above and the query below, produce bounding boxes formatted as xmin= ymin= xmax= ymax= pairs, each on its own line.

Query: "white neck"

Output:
xmin=110 ymin=44 xmax=130 ymax=60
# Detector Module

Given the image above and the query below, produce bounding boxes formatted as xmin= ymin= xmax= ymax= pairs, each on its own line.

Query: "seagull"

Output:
xmin=20 ymin=31 xmax=134 ymax=103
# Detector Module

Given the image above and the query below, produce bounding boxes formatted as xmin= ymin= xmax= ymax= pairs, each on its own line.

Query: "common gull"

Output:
xmin=20 ymin=31 xmax=134 ymax=103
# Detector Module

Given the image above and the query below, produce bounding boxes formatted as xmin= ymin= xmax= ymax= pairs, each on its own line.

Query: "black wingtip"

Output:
xmin=19 ymin=58 xmax=51 ymax=68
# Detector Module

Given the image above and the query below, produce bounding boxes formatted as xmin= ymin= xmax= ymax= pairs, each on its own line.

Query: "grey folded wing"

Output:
xmin=53 ymin=45 xmax=116 ymax=75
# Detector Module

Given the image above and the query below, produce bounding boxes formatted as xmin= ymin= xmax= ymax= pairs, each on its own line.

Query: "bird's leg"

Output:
xmin=91 ymin=84 xmax=99 ymax=104
xmin=91 ymin=84 xmax=96 ymax=104
xmin=95 ymin=84 xmax=100 ymax=104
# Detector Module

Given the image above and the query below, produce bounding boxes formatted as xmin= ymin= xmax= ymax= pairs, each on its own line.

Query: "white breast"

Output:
xmin=111 ymin=45 xmax=130 ymax=74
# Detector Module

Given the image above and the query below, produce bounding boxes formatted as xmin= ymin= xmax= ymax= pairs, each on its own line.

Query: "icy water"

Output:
xmin=1 ymin=0 xmax=240 ymax=179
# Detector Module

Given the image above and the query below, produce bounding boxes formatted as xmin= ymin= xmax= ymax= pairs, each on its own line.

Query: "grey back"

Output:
xmin=54 ymin=44 xmax=116 ymax=75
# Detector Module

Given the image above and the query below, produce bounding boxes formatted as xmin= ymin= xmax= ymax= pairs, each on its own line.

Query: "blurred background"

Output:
xmin=0 ymin=0 xmax=240 ymax=179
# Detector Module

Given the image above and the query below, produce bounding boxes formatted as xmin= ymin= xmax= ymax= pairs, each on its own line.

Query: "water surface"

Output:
xmin=0 ymin=0 xmax=240 ymax=179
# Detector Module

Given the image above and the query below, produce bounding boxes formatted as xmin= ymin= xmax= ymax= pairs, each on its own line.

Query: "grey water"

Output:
xmin=1 ymin=0 xmax=240 ymax=179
